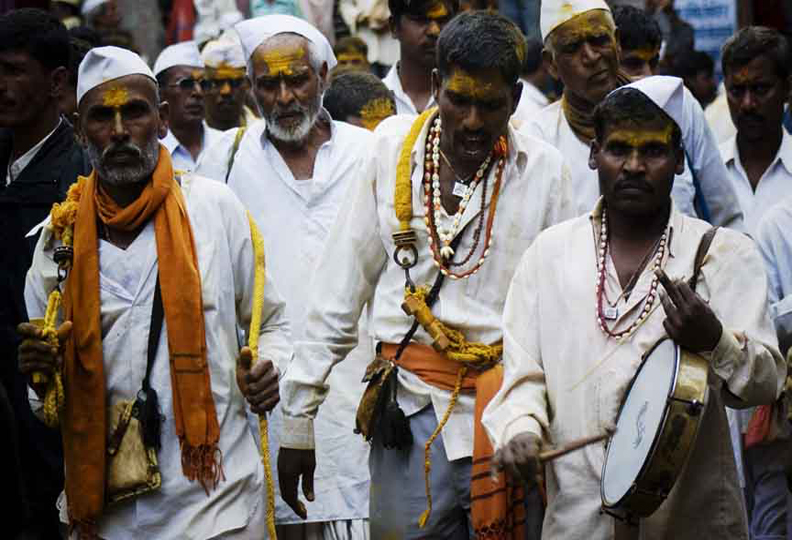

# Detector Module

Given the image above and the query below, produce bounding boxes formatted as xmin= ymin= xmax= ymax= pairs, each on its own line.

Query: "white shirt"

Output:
xmin=338 ymin=0 xmax=399 ymax=65
xmin=510 ymin=80 xmax=549 ymax=131
xmin=523 ymin=87 xmax=744 ymax=230
xmin=161 ymin=122 xmax=223 ymax=172
xmin=720 ymin=129 xmax=792 ymax=235
xmin=25 ymin=173 xmax=293 ymax=540
xmin=756 ymin=198 xmax=792 ymax=356
xmin=5 ymin=118 xmax=63 ymax=185
xmin=382 ymin=64 xmax=436 ymax=116
xmin=279 ymin=113 xmax=578 ymax=461
xmin=483 ymin=201 xmax=784 ymax=540
xmin=705 ymin=85 xmax=737 ymax=145
xmin=210 ymin=117 xmax=375 ymax=523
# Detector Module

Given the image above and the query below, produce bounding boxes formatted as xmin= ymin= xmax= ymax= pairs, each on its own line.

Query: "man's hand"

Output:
xmin=656 ymin=269 xmax=723 ymax=353
xmin=236 ymin=346 xmax=279 ymax=415
xmin=17 ymin=321 xmax=72 ymax=397
xmin=491 ymin=432 xmax=543 ymax=486
xmin=278 ymin=447 xmax=316 ymax=519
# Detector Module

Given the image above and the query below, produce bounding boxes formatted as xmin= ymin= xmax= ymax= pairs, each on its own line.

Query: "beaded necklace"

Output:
xmin=422 ymin=116 xmax=506 ymax=280
xmin=596 ymin=206 xmax=667 ymax=339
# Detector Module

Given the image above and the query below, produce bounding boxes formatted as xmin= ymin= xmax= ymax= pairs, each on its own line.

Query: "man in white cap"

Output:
xmin=526 ymin=0 xmax=744 ymax=230
xmin=484 ymin=83 xmax=785 ymax=539
xmin=277 ymin=11 xmax=576 ymax=539
xmin=199 ymin=14 xmax=375 ymax=540
xmin=154 ymin=41 xmax=222 ymax=172
xmin=201 ymin=32 xmax=258 ymax=131
xmin=17 ymin=45 xmax=290 ymax=539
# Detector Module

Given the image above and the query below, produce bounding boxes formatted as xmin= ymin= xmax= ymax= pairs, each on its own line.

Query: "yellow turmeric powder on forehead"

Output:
xmin=102 ymin=85 xmax=129 ymax=108
xmin=627 ymin=47 xmax=660 ymax=63
xmin=445 ymin=69 xmax=501 ymax=100
xmin=255 ymin=44 xmax=310 ymax=77
xmin=208 ymin=64 xmax=246 ymax=80
xmin=552 ymin=9 xmax=615 ymax=48
xmin=605 ymin=123 xmax=675 ymax=148
xmin=424 ymin=0 xmax=449 ymax=20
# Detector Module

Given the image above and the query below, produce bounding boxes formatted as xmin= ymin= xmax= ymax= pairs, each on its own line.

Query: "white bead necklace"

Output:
xmin=425 ymin=116 xmax=492 ymax=260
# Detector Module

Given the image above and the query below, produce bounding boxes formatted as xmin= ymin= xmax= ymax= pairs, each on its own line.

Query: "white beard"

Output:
xmin=264 ymin=94 xmax=322 ymax=143
xmin=86 ymin=136 xmax=160 ymax=187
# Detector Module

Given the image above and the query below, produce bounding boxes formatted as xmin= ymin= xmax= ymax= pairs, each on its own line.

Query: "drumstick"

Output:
xmin=539 ymin=427 xmax=615 ymax=463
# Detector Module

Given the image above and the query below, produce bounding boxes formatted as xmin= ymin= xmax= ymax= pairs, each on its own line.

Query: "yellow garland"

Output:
xmin=246 ymin=213 xmax=278 ymax=540
xmin=36 ymin=180 xmax=85 ymax=427
xmin=395 ymin=108 xmax=436 ymax=231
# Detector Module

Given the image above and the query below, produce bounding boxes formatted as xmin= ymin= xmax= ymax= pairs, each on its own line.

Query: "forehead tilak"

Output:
xmin=554 ymin=10 xmax=614 ymax=44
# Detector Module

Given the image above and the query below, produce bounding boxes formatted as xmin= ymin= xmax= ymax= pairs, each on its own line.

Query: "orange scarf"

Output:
xmin=383 ymin=343 xmax=525 ymax=539
xmin=61 ymin=146 xmax=222 ymax=528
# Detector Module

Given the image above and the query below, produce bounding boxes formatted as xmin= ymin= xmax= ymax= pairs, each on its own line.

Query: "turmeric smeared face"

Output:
xmin=358 ymin=97 xmax=395 ymax=130
xmin=251 ymin=35 xmax=324 ymax=143
xmin=336 ymin=52 xmax=369 ymax=71
xmin=591 ymin=118 xmax=682 ymax=217
xmin=204 ymin=64 xmax=248 ymax=125
xmin=620 ymin=46 xmax=660 ymax=80
xmin=436 ymin=67 xmax=517 ymax=166
xmin=549 ymin=9 xmax=619 ymax=104
xmin=725 ymin=55 xmax=789 ymax=143
xmin=102 ymin=85 xmax=129 ymax=108
xmin=395 ymin=0 xmax=454 ymax=68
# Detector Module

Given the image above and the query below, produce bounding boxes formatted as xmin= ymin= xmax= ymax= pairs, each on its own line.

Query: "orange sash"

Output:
xmin=382 ymin=342 xmax=526 ymax=539
xmin=61 ymin=147 xmax=222 ymax=528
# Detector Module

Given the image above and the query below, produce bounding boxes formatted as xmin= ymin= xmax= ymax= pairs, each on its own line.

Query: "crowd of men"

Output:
xmin=1 ymin=0 xmax=792 ymax=539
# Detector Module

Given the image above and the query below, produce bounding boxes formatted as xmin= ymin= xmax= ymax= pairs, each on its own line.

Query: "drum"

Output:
xmin=601 ymin=338 xmax=709 ymax=520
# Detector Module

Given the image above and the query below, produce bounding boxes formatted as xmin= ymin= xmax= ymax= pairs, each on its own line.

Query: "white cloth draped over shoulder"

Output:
xmin=25 ymin=174 xmax=293 ymax=539
xmin=483 ymin=200 xmax=785 ymax=540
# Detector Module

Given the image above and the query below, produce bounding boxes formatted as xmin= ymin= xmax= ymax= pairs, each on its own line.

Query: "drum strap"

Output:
xmin=688 ymin=227 xmax=718 ymax=292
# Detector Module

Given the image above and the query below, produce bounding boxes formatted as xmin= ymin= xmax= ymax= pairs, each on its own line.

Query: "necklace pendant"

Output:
xmin=603 ymin=306 xmax=619 ymax=321
xmin=452 ymin=182 xmax=467 ymax=198
xmin=440 ymin=245 xmax=455 ymax=259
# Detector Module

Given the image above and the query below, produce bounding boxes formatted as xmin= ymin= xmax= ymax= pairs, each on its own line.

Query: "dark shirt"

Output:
xmin=0 ymin=118 xmax=89 ymax=535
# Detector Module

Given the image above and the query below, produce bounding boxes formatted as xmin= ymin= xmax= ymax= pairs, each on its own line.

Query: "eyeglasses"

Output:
xmin=167 ymin=77 xmax=211 ymax=92
xmin=202 ymin=78 xmax=246 ymax=91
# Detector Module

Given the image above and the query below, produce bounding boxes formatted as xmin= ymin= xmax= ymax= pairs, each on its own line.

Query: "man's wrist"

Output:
xmin=281 ymin=416 xmax=315 ymax=450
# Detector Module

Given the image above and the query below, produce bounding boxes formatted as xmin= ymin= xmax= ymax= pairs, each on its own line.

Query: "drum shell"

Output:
xmin=603 ymin=346 xmax=709 ymax=519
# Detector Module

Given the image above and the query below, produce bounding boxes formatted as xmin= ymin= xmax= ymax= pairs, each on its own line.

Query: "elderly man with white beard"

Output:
xmin=18 ymin=46 xmax=291 ymax=539
xmin=197 ymin=15 xmax=375 ymax=540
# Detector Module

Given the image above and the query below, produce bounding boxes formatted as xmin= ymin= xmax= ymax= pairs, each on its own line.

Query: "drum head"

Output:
xmin=602 ymin=339 xmax=678 ymax=507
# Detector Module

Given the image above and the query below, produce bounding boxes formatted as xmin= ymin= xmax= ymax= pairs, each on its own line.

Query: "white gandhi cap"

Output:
xmin=81 ymin=0 xmax=110 ymax=16
xmin=235 ymin=15 xmax=337 ymax=73
xmin=618 ymin=76 xmax=685 ymax=132
xmin=153 ymin=41 xmax=204 ymax=77
xmin=201 ymin=31 xmax=246 ymax=69
xmin=540 ymin=0 xmax=611 ymax=43
xmin=77 ymin=46 xmax=155 ymax=105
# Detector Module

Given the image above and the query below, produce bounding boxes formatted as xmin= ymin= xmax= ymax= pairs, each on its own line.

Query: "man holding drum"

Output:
xmin=483 ymin=77 xmax=786 ymax=539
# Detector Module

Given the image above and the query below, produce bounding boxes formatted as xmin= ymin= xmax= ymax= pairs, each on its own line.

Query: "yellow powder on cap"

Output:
xmin=360 ymin=97 xmax=395 ymax=130
xmin=446 ymin=69 xmax=498 ymax=100
xmin=102 ymin=85 xmax=129 ymax=108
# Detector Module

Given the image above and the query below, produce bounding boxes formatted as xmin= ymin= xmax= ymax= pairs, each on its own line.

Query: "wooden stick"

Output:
xmin=539 ymin=429 xmax=615 ymax=463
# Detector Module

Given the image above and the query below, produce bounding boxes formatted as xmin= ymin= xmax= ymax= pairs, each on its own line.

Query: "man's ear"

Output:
xmin=543 ymin=48 xmax=558 ymax=81
xmin=511 ymin=80 xmax=522 ymax=116
xmin=431 ymin=68 xmax=441 ymax=102
xmin=158 ymin=101 xmax=170 ymax=139
xmin=318 ymin=62 xmax=329 ymax=91
xmin=50 ymin=66 xmax=69 ymax=99
xmin=389 ymin=16 xmax=399 ymax=39
xmin=589 ymin=139 xmax=601 ymax=171
xmin=674 ymin=144 xmax=685 ymax=175
xmin=72 ymin=111 xmax=83 ymax=142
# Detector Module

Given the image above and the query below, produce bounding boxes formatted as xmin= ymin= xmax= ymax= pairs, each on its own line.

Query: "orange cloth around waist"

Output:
xmin=381 ymin=342 xmax=526 ymax=539
xmin=381 ymin=342 xmax=479 ymax=391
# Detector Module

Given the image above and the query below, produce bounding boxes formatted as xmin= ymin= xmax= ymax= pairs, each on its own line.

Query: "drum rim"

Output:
xmin=601 ymin=337 xmax=680 ymax=509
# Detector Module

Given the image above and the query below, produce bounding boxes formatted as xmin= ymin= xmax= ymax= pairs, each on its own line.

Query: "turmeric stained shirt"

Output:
xmin=278 ymin=113 xmax=578 ymax=461
xmin=482 ymin=199 xmax=785 ymax=540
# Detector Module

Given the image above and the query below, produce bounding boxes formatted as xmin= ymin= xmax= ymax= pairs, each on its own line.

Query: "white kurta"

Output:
xmin=161 ymin=122 xmax=224 ymax=172
xmin=25 ymin=173 xmax=293 ymax=540
xmin=200 ymin=118 xmax=376 ymax=524
xmin=483 ymin=201 xmax=785 ymax=540
xmin=523 ymin=87 xmax=744 ymax=229
xmin=382 ymin=64 xmax=436 ymax=116
xmin=510 ymin=80 xmax=549 ymax=131
xmin=756 ymin=199 xmax=792 ymax=356
xmin=278 ymin=113 xmax=578 ymax=461
xmin=720 ymin=129 xmax=792 ymax=235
